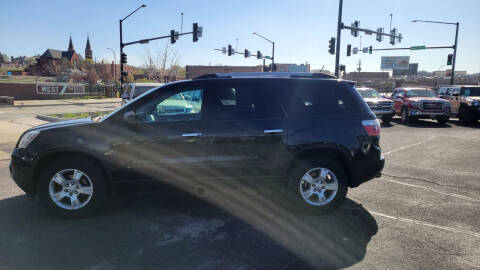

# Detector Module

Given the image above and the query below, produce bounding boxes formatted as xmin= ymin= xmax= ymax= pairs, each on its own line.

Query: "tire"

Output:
xmin=458 ymin=107 xmax=473 ymax=126
xmin=288 ymin=158 xmax=348 ymax=213
xmin=382 ymin=117 xmax=392 ymax=124
xmin=437 ymin=116 xmax=449 ymax=125
xmin=401 ymin=107 xmax=410 ymax=123
xmin=36 ymin=156 xmax=107 ymax=218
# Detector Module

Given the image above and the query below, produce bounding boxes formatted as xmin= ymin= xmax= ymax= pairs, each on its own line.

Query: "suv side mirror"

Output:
xmin=123 ymin=111 xmax=136 ymax=123
xmin=121 ymin=93 xmax=129 ymax=99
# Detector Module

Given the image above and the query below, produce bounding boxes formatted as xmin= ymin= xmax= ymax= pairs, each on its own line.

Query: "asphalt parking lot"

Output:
xmin=0 ymin=102 xmax=479 ymax=269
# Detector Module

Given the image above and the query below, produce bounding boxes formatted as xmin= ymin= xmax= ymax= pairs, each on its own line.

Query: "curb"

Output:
xmin=36 ymin=114 xmax=64 ymax=122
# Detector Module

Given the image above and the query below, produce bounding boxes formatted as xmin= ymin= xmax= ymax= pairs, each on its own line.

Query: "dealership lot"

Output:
xmin=0 ymin=101 xmax=479 ymax=269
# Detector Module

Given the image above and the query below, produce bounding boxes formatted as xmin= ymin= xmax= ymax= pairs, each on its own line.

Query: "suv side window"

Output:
xmin=205 ymin=81 xmax=285 ymax=120
xmin=133 ymin=88 xmax=203 ymax=123
xmin=279 ymin=81 xmax=357 ymax=116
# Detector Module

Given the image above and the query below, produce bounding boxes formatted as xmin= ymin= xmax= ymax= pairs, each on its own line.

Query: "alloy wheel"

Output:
xmin=299 ymin=167 xmax=339 ymax=206
xmin=48 ymin=169 xmax=94 ymax=210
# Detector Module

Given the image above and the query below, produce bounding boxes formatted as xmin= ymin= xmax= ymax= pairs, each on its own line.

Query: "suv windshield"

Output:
xmin=134 ymin=86 xmax=157 ymax=98
xmin=406 ymin=90 xmax=436 ymax=98
xmin=358 ymin=89 xmax=380 ymax=98
xmin=461 ymin=87 xmax=480 ymax=96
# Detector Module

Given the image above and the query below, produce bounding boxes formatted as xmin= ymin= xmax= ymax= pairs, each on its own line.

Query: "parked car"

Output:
xmin=390 ymin=87 xmax=450 ymax=124
xmin=356 ymin=87 xmax=395 ymax=124
xmin=10 ymin=72 xmax=384 ymax=217
xmin=121 ymin=82 xmax=164 ymax=106
xmin=444 ymin=85 xmax=480 ymax=125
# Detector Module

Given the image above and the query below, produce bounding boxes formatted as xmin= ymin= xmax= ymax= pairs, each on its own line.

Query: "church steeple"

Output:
xmin=68 ymin=34 xmax=74 ymax=52
xmin=85 ymin=34 xmax=93 ymax=60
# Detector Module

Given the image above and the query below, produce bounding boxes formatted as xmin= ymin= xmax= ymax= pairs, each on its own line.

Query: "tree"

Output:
xmin=86 ymin=68 xmax=98 ymax=86
xmin=141 ymin=41 xmax=180 ymax=82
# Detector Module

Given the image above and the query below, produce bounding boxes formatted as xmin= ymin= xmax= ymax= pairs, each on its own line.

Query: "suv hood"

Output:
xmin=30 ymin=118 xmax=94 ymax=131
xmin=364 ymin=97 xmax=392 ymax=103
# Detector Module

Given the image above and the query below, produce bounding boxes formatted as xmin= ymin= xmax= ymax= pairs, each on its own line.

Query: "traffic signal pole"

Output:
xmin=451 ymin=22 xmax=459 ymax=85
xmin=119 ymin=20 xmax=124 ymax=89
xmin=334 ymin=0 xmax=343 ymax=77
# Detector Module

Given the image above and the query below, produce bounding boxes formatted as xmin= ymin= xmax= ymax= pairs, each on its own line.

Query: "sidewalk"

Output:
xmin=14 ymin=98 xmax=121 ymax=107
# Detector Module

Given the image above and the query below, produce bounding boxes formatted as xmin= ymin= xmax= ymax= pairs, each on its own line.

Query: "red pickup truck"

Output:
xmin=390 ymin=87 xmax=450 ymax=125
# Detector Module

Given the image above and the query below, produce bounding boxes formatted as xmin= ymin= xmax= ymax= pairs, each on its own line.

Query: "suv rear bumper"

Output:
xmin=349 ymin=155 xmax=385 ymax=187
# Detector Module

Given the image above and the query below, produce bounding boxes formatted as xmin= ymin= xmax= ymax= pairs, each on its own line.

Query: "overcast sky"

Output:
xmin=1 ymin=0 xmax=479 ymax=73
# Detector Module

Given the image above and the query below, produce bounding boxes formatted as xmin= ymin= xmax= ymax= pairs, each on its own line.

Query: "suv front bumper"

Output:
xmin=10 ymin=148 xmax=36 ymax=194
xmin=372 ymin=109 xmax=395 ymax=119
xmin=408 ymin=109 xmax=449 ymax=118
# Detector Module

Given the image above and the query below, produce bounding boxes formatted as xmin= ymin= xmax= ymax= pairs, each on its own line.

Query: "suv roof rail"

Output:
xmin=193 ymin=72 xmax=336 ymax=80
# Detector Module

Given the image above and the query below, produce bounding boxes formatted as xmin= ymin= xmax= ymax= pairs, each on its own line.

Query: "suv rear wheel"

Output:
xmin=36 ymin=156 xmax=107 ymax=218
xmin=289 ymin=158 xmax=348 ymax=212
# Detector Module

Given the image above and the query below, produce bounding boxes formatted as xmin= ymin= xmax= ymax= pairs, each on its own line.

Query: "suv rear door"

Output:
xmin=203 ymin=79 xmax=288 ymax=178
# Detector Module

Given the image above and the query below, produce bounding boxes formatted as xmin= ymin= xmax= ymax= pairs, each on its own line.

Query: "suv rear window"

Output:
xmin=278 ymin=80 xmax=359 ymax=116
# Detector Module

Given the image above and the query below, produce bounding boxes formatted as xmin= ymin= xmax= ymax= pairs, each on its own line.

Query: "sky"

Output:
xmin=1 ymin=0 xmax=479 ymax=74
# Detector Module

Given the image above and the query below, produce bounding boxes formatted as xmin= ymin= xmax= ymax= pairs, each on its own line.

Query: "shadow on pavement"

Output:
xmin=448 ymin=118 xmax=480 ymax=129
xmin=0 ymin=181 xmax=377 ymax=270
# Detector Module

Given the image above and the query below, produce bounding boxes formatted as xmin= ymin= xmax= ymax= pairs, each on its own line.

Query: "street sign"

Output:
xmin=222 ymin=47 xmax=226 ymax=54
xmin=410 ymin=45 xmax=426 ymax=50
xmin=264 ymin=56 xmax=271 ymax=59
xmin=353 ymin=47 xmax=358 ymax=54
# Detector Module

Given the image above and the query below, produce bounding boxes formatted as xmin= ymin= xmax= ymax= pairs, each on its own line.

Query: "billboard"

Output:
xmin=36 ymin=83 xmax=85 ymax=95
xmin=381 ymin=56 xmax=410 ymax=70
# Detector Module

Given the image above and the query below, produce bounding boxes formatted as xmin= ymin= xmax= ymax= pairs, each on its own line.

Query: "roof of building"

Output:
xmin=68 ymin=36 xmax=74 ymax=51
xmin=41 ymin=49 xmax=63 ymax=59
xmin=86 ymin=35 xmax=91 ymax=50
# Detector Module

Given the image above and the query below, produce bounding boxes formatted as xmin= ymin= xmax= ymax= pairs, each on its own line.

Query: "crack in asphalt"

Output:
xmin=382 ymin=172 xmax=470 ymax=189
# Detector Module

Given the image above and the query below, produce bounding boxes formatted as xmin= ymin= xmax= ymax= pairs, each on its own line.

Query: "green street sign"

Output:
xmin=264 ymin=56 xmax=271 ymax=59
xmin=410 ymin=45 xmax=426 ymax=50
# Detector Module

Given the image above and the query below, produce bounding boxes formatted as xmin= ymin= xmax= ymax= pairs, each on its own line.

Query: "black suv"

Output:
xmin=10 ymin=73 xmax=384 ymax=217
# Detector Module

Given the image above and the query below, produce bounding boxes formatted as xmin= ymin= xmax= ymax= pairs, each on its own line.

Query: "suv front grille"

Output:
xmin=368 ymin=101 xmax=393 ymax=111
xmin=421 ymin=101 xmax=443 ymax=111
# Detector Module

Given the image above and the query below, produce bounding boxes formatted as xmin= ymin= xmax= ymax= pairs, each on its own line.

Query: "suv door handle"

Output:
xmin=264 ymin=129 xmax=283 ymax=134
xmin=182 ymin=132 xmax=202 ymax=137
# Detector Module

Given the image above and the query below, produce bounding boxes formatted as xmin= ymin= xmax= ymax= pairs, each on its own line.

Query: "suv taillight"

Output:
xmin=362 ymin=119 xmax=381 ymax=136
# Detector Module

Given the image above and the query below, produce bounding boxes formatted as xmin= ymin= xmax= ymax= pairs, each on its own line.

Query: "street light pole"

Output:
xmin=252 ymin=32 xmax=275 ymax=72
xmin=106 ymin=48 xmax=116 ymax=81
xmin=120 ymin=4 xmax=146 ymax=91
xmin=412 ymin=19 xmax=459 ymax=85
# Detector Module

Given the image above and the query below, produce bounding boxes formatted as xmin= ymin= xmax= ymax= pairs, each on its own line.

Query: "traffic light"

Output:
xmin=390 ymin=28 xmax=397 ymax=45
xmin=328 ymin=37 xmax=336 ymax=55
xmin=351 ymin=21 xmax=360 ymax=37
xmin=193 ymin=23 xmax=202 ymax=42
xmin=244 ymin=49 xmax=250 ymax=58
xmin=228 ymin=45 xmax=233 ymax=56
xmin=447 ymin=54 xmax=454 ymax=65
xmin=257 ymin=51 xmax=262 ymax=59
xmin=170 ymin=30 xmax=176 ymax=44
xmin=120 ymin=53 xmax=127 ymax=64
xmin=369 ymin=46 xmax=373 ymax=54
xmin=376 ymin=27 xmax=383 ymax=42
xmin=346 ymin=44 xmax=351 ymax=57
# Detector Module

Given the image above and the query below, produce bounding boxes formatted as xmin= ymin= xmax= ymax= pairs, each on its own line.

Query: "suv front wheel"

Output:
xmin=289 ymin=159 xmax=348 ymax=212
xmin=36 ymin=156 xmax=107 ymax=218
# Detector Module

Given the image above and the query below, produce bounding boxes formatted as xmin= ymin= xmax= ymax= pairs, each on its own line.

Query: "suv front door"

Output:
xmin=203 ymin=79 xmax=288 ymax=179
xmin=112 ymin=84 xmax=209 ymax=182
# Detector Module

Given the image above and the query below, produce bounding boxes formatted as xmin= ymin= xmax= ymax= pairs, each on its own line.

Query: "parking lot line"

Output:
xmin=383 ymin=136 xmax=436 ymax=156
xmin=368 ymin=210 xmax=480 ymax=238
xmin=381 ymin=177 xmax=480 ymax=202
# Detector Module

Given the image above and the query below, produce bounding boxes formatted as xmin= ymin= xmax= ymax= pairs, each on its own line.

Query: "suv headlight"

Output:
xmin=18 ymin=130 xmax=39 ymax=149
xmin=472 ymin=100 xmax=479 ymax=106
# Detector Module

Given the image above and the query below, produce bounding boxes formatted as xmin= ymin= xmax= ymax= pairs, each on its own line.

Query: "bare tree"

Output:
xmin=142 ymin=41 xmax=180 ymax=82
